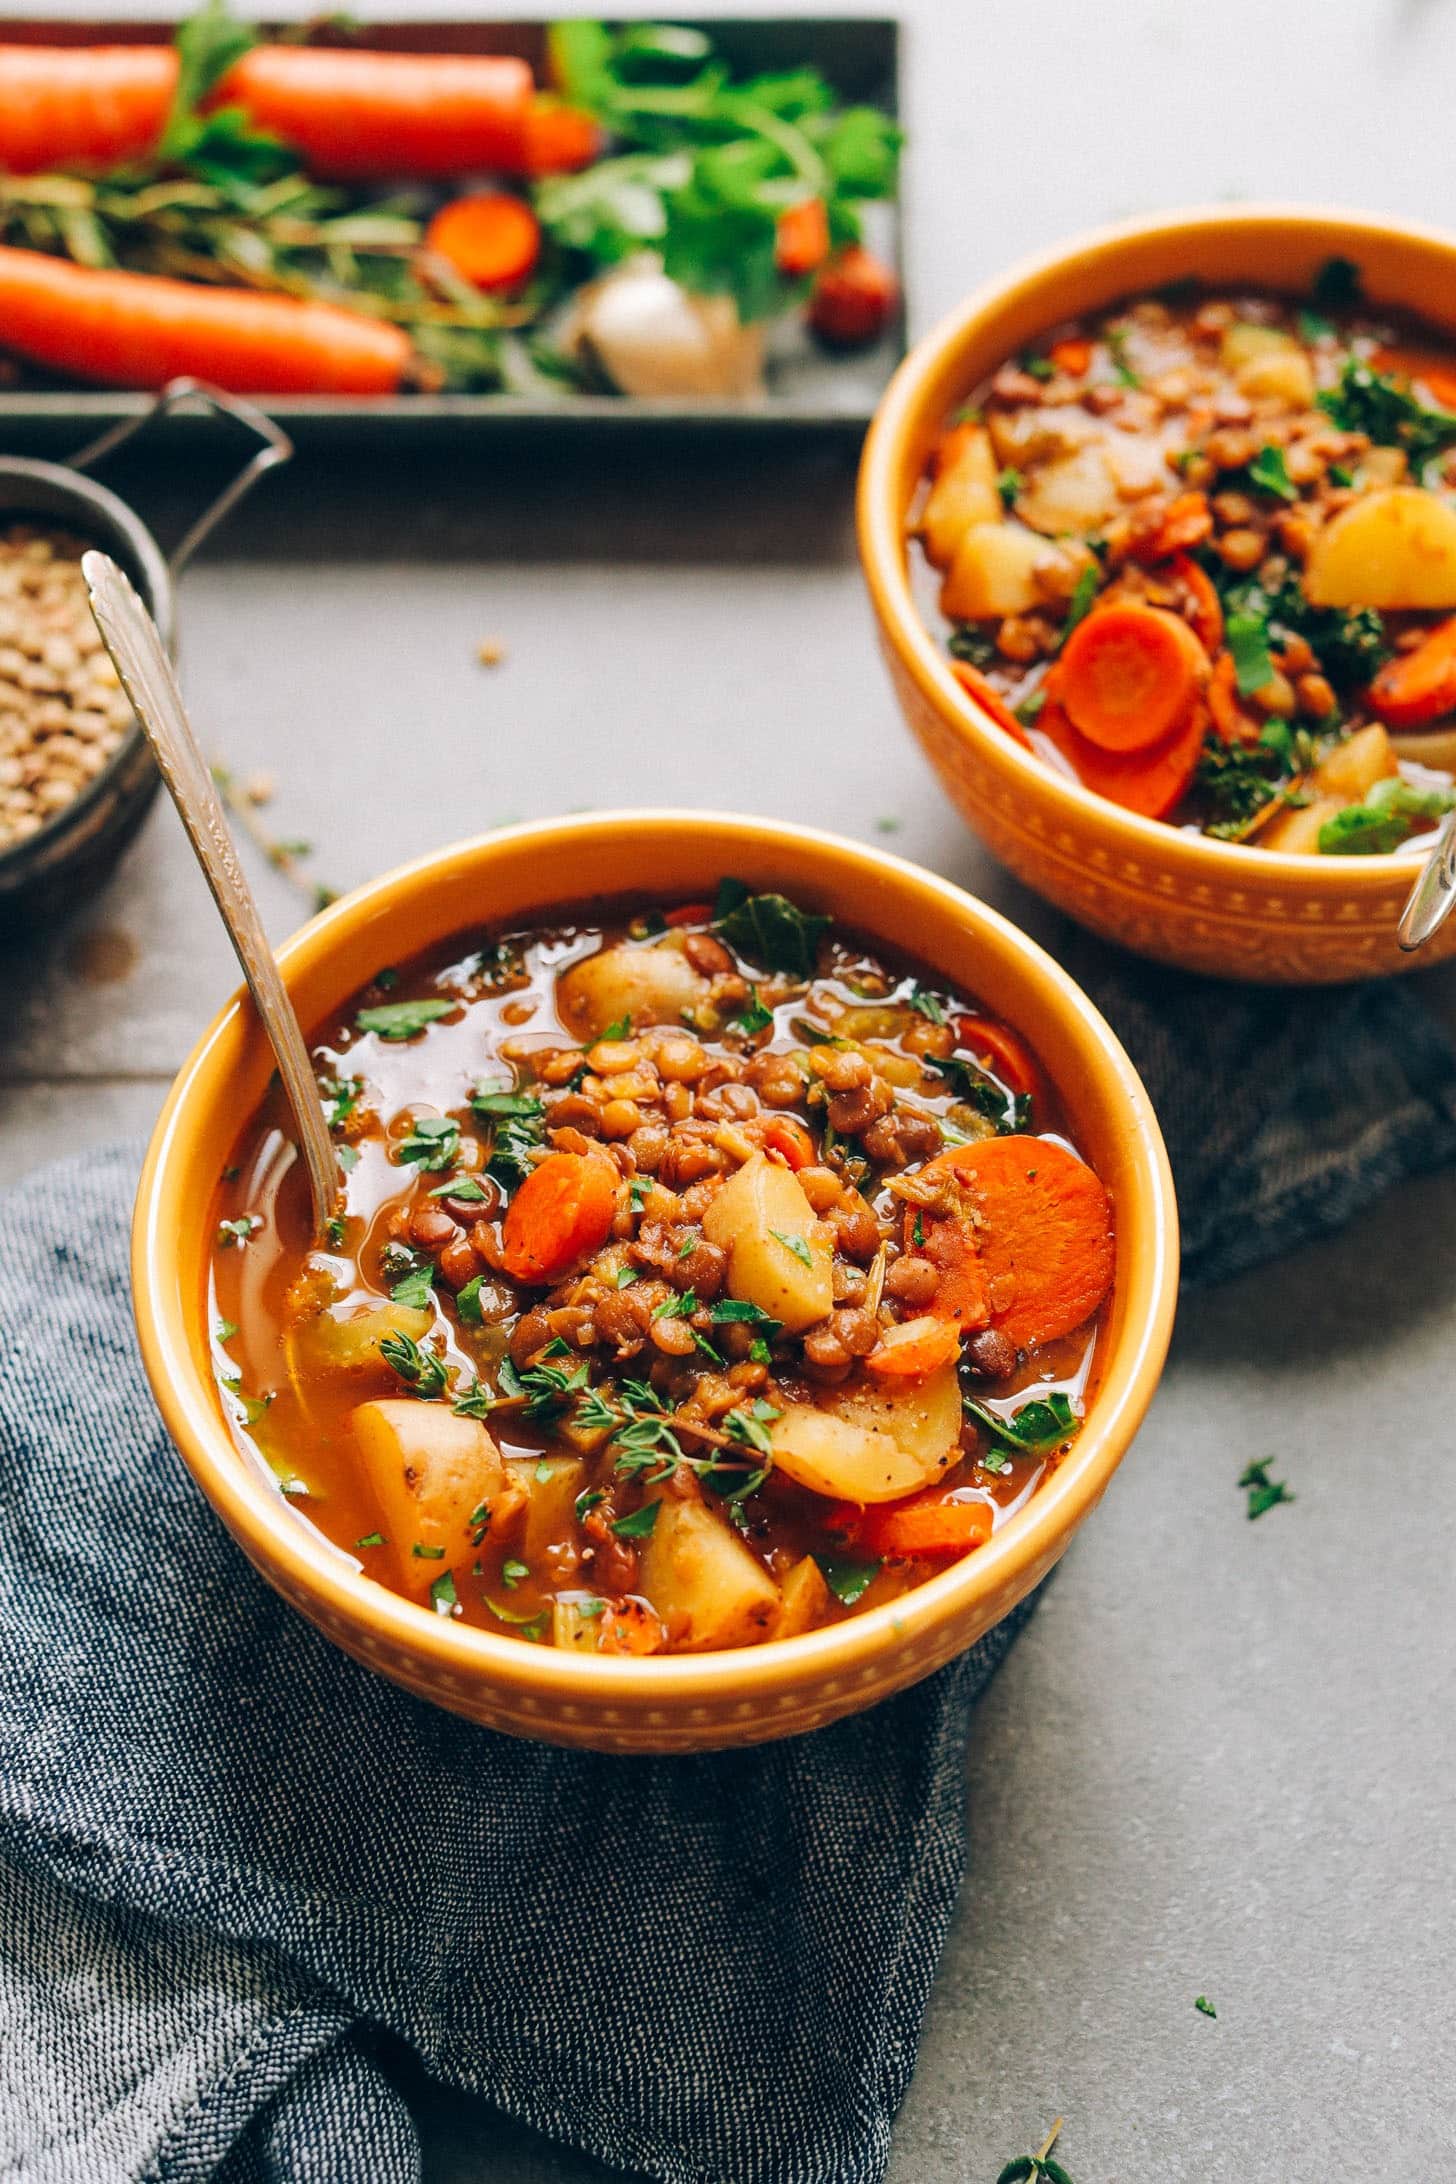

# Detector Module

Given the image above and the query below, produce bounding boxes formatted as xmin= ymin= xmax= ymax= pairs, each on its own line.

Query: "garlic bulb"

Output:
xmin=569 ymin=259 xmax=764 ymax=399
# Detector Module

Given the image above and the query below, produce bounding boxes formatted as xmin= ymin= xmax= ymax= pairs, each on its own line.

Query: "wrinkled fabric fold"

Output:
xmin=3 ymin=952 xmax=1454 ymax=2184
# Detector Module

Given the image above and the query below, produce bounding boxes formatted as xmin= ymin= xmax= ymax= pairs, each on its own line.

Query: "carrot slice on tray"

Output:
xmin=499 ymin=1151 xmax=619 ymax=1284
xmin=0 ymin=43 xmax=176 ymax=171
xmin=425 ymin=193 xmax=541 ymax=291
xmin=1037 ymin=694 xmax=1208 ymax=821
xmin=775 ymin=197 xmax=830 ymax=277
xmin=914 ymin=1135 xmax=1114 ymax=1352
xmin=1058 ymin=600 xmax=1209 ymax=753
xmin=1368 ymin=615 xmax=1456 ymax=727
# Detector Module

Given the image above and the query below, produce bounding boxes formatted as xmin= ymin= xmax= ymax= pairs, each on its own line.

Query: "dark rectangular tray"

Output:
xmin=0 ymin=15 xmax=903 ymax=444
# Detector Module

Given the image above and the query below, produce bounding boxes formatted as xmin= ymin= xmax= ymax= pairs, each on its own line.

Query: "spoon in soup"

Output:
xmin=1397 ymin=803 xmax=1456 ymax=952
xmin=82 ymin=550 xmax=339 ymax=1238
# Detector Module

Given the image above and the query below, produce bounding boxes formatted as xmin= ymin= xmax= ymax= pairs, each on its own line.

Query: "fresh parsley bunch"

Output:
xmin=540 ymin=21 xmax=900 ymax=321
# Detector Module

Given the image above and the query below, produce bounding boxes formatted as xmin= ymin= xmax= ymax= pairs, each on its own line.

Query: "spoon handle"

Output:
xmin=1398 ymin=806 xmax=1456 ymax=953
xmin=82 ymin=551 xmax=338 ymax=1238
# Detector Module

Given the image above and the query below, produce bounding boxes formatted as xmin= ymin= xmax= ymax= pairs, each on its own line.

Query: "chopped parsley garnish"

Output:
xmin=1015 ymin=688 xmax=1047 ymax=728
xmin=411 ymin=1543 xmax=446 ymax=1560
xmin=771 ymin=1229 xmax=815 ymax=1269
xmin=1106 ymin=324 xmax=1139 ymax=387
xmin=815 ymin=1556 xmax=881 ymax=1606
xmin=907 ymin=984 xmax=948 ymax=1024
xmin=947 ymin=623 xmax=1000 ymax=670
xmin=1195 ymin=1995 xmax=1217 ymax=2019
xmin=454 ymin=1274 xmax=487 ymax=1325
xmin=1317 ymin=775 xmax=1453 ymax=855
xmin=713 ymin=880 xmax=830 ymax=979
xmin=336 ymin=1144 xmax=359 ymax=1174
xmin=1225 ymin=609 xmax=1276 ymax=695
xmin=471 ymin=1081 xmax=546 ymax=1191
xmin=732 ymin=985 xmax=774 ymax=1036
xmin=1019 ymin=350 xmax=1055 ymax=381
xmin=396 ymin=1114 xmax=461 ymax=1172
xmin=355 ymin=1532 xmax=384 ymax=1549
xmin=965 ymin=1391 xmax=1080 ymax=1455
xmin=484 ymin=1597 xmax=549 ymax=1639
xmin=429 ymin=1173 xmax=489 ymax=1202
xmin=610 ymin=1500 xmax=661 ymax=1539
xmin=355 ymin=998 xmax=454 ymax=1040
xmin=598 ymin=1014 xmax=631 ymax=1042
xmin=388 ymin=1259 xmax=435 ymax=1311
xmin=997 ymin=467 xmax=1022 ymax=508
xmin=501 ymin=1557 xmax=529 ymax=1588
xmin=1246 ymin=444 xmax=1297 ymax=502
xmin=929 ymin=1051 xmax=1030 ymax=1135
xmin=512 ymin=1356 xmax=591 ymax=1425
xmin=429 ymin=1569 xmax=458 ymax=1616
xmin=1059 ymin=564 xmax=1100 ymax=645
xmin=575 ymin=1488 xmax=605 ymax=1522
xmin=380 ymin=1331 xmax=448 ymax=1398
xmin=1296 ymin=306 xmax=1335 ymax=344
xmin=320 ymin=1074 xmax=361 ymax=1129
xmin=216 ymin=1216 xmax=258 ymax=1249
xmin=215 ymin=1318 xmax=238 ymax=1344
xmin=709 ymin=1298 xmax=782 ymax=1340
xmin=1239 ymin=1456 xmax=1294 ymax=1520
xmin=1317 ymin=355 xmax=1456 ymax=479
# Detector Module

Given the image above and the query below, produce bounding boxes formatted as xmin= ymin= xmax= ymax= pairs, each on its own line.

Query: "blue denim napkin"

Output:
xmin=1 ymin=969 xmax=1453 ymax=2184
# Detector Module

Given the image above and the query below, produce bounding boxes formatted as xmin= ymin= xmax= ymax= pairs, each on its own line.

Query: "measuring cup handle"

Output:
xmin=66 ymin=379 xmax=293 ymax=578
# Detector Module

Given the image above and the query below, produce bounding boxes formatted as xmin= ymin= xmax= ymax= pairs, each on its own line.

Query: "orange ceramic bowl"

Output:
xmin=859 ymin=204 xmax=1456 ymax=983
xmin=133 ymin=812 xmax=1177 ymax=1753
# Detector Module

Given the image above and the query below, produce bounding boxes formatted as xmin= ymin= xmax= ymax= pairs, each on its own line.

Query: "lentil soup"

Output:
xmin=210 ymin=884 xmax=1115 ymax=1656
xmin=914 ymin=260 xmax=1456 ymax=856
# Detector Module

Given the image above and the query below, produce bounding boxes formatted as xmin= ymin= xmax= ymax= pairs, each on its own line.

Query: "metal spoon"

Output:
xmin=1397 ymin=805 xmax=1456 ymax=952
xmin=82 ymin=550 xmax=338 ymax=1237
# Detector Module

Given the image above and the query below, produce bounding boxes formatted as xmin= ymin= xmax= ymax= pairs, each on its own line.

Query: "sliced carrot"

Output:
xmin=866 ymin=1315 xmax=963 ymax=1380
xmin=952 ymin=1014 xmax=1041 ymax=1102
xmin=1143 ymin=491 xmax=1213 ymax=561
xmin=1048 ymin=336 xmax=1093 ymax=377
xmin=0 ymin=44 xmax=176 ymax=172
xmin=776 ymin=197 xmax=830 ymax=277
xmin=499 ymin=1150 xmax=619 ymax=1284
xmin=0 ymin=245 xmax=409 ymax=394
xmin=1170 ymin=553 xmax=1223 ymax=654
xmin=1372 ymin=344 xmax=1456 ymax=412
xmin=809 ymin=247 xmax=898 ymax=348
xmin=1369 ymin=615 xmax=1456 ymax=727
xmin=902 ymin=1209 xmax=990 ymax=1332
xmin=762 ymin=1115 xmax=816 ymax=1170
xmin=1206 ymin=649 xmax=1264 ymax=745
xmin=1039 ymin=694 xmax=1208 ymax=821
xmin=949 ymin=660 xmax=1034 ymax=750
xmin=1059 ymin=601 xmax=1208 ymax=754
xmin=664 ymin=901 xmax=714 ymax=927
xmin=859 ymin=1489 xmax=994 ymax=1560
xmin=916 ymin=1136 xmax=1114 ymax=1351
xmin=425 ymin=193 xmax=540 ymax=291
xmin=596 ymin=1597 xmax=665 ymax=1655
xmin=502 ymin=98 xmax=601 ymax=175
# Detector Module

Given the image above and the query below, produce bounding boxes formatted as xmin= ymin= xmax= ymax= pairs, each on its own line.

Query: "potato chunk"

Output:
xmin=774 ymin=1555 xmax=832 ymax=1639
xmin=1259 ymin=794 xmax=1347 ymax=854
xmin=832 ymin=1362 xmax=963 ymax=1474
xmin=639 ymin=1494 xmax=780 ymax=1650
xmin=939 ymin=522 xmax=1074 ymax=620
xmin=1311 ymin=723 xmax=1397 ymax=802
xmin=353 ymin=1400 xmax=524 ymax=1595
xmin=504 ymin=1453 xmax=587 ymax=1564
xmin=701 ymin=1152 xmax=833 ymax=1331
xmin=1016 ymin=444 xmax=1120 ymax=535
xmin=557 ymin=939 xmax=708 ymax=1040
xmin=1305 ymin=487 xmax=1456 ymax=610
xmin=291 ymin=1301 xmax=432 ymax=1381
xmin=770 ymin=1404 xmax=932 ymax=1504
xmin=919 ymin=424 xmax=1000 ymax=567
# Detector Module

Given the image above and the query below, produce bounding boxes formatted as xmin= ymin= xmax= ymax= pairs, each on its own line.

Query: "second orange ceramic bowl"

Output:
xmin=859 ymin=204 xmax=1456 ymax=983
xmin=133 ymin=812 xmax=1177 ymax=1754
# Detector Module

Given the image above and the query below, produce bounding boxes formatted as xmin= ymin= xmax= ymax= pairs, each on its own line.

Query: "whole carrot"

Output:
xmin=0 ymin=45 xmax=176 ymax=172
xmin=218 ymin=45 xmax=535 ymax=179
xmin=0 ymin=43 xmax=595 ymax=180
xmin=0 ymin=244 xmax=410 ymax=393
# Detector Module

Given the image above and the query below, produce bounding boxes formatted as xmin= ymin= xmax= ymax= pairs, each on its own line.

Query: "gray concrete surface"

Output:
xmin=6 ymin=2 xmax=1456 ymax=2177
